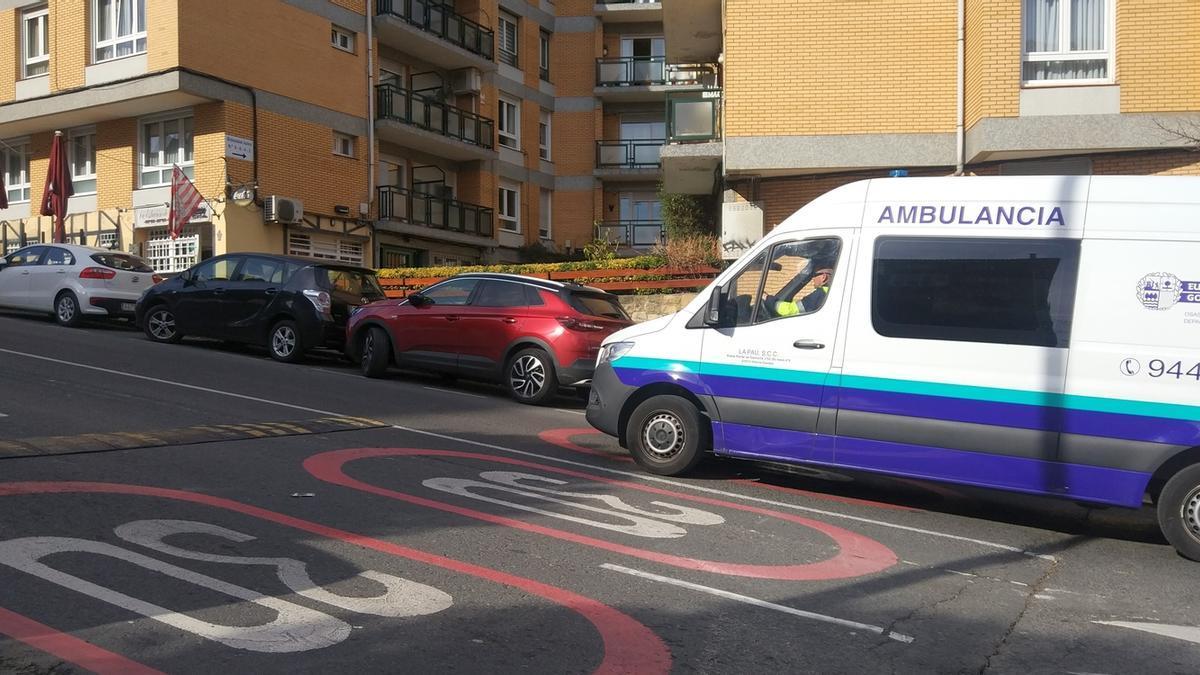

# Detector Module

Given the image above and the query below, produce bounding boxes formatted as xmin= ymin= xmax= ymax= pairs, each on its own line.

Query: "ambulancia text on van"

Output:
xmin=586 ymin=176 xmax=1200 ymax=560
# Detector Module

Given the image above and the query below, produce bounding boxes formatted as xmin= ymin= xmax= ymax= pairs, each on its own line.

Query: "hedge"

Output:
xmin=375 ymin=254 xmax=668 ymax=279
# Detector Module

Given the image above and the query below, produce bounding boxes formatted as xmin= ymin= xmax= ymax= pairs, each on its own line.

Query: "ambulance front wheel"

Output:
xmin=627 ymin=395 xmax=707 ymax=476
xmin=1157 ymin=463 xmax=1200 ymax=562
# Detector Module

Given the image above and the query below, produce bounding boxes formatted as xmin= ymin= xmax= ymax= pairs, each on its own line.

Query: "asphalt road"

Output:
xmin=1 ymin=310 xmax=1198 ymax=674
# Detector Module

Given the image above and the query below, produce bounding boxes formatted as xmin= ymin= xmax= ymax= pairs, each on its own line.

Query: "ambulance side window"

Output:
xmin=754 ymin=238 xmax=842 ymax=324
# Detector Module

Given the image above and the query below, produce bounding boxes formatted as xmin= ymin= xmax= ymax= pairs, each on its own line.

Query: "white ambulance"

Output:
xmin=586 ymin=175 xmax=1200 ymax=560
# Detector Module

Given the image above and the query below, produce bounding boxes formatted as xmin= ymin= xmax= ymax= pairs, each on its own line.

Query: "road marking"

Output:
xmin=422 ymin=386 xmax=487 ymax=399
xmin=1095 ymin=621 xmax=1200 ymax=645
xmin=554 ymin=408 xmax=587 ymax=416
xmin=392 ymin=425 xmax=1059 ymax=562
xmin=0 ymin=412 xmax=8 ymax=418
xmin=0 ymin=347 xmax=1055 ymax=562
xmin=601 ymin=563 xmax=915 ymax=644
xmin=0 ymin=605 xmax=163 ymax=675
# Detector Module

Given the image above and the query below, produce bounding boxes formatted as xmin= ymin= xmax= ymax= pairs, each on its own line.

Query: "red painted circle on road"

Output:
xmin=305 ymin=448 xmax=898 ymax=581
xmin=0 ymin=481 xmax=670 ymax=675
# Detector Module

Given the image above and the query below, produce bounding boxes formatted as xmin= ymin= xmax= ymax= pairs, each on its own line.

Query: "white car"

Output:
xmin=0 ymin=243 xmax=162 ymax=327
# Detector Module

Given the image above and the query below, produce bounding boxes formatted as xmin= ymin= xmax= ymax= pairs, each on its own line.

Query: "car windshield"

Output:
xmin=571 ymin=292 xmax=629 ymax=320
xmin=317 ymin=267 xmax=387 ymax=301
xmin=90 ymin=253 xmax=155 ymax=273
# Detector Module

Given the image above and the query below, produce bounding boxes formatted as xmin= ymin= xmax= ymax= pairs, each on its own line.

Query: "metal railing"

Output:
xmin=376 ymin=0 xmax=494 ymax=61
xmin=596 ymin=139 xmax=664 ymax=168
xmin=378 ymin=185 xmax=494 ymax=237
xmin=667 ymin=90 xmax=721 ymax=142
xmin=595 ymin=58 xmax=718 ymax=87
xmin=596 ymin=220 xmax=665 ymax=247
xmin=375 ymin=83 xmax=495 ymax=150
xmin=597 ymin=0 xmax=661 ymax=4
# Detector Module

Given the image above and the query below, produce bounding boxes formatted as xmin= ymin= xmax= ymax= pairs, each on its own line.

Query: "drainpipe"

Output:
xmin=955 ymin=0 xmax=965 ymax=175
xmin=367 ymin=1 xmax=377 ymax=210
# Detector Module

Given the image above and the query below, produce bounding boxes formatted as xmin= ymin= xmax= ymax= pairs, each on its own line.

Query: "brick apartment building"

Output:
xmin=3 ymin=1 xmax=1196 ymax=272
xmin=660 ymin=0 xmax=1200 ymax=238
xmin=0 ymin=0 xmax=701 ymax=271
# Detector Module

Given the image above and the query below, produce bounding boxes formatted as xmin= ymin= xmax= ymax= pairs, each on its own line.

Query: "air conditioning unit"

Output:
xmin=264 ymin=196 xmax=304 ymax=224
xmin=450 ymin=67 xmax=482 ymax=95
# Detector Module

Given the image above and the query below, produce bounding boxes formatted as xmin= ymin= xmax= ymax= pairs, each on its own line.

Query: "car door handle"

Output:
xmin=213 ymin=288 xmax=226 ymax=295
xmin=20 ymin=271 xmax=29 ymax=276
xmin=445 ymin=315 xmax=459 ymax=321
xmin=502 ymin=317 xmax=517 ymax=324
xmin=264 ymin=288 xmax=277 ymax=295
xmin=793 ymin=340 xmax=825 ymax=349
xmin=56 ymin=270 xmax=66 ymax=274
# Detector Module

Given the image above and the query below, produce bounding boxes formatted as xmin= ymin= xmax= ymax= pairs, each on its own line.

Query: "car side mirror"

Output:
xmin=0 ymin=261 xmax=7 ymax=271
xmin=704 ymin=284 xmax=730 ymax=327
xmin=408 ymin=292 xmax=433 ymax=308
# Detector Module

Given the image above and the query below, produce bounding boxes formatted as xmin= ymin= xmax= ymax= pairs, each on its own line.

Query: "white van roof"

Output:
xmin=775 ymin=175 xmax=1200 ymax=241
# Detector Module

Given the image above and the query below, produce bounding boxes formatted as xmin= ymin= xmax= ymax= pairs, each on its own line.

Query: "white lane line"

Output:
xmin=422 ymin=386 xmax=487 ymax=399
xmin=390 ymin=424 xmax=1057 ymax=562
xmin=601 ymin=563 xmax=914 ymax=644
xmin=0 ymin=413 xmax=8 ymax=418
xmin=554 ymin=408 xmax=587 ymax=416
xmin=0 ymin=348 xmax=340 ymax=417
xmin=1095 ymin=621 xmax=1200 ymax=646
xmin=0 ymin=347 xmax=1055 ymax=563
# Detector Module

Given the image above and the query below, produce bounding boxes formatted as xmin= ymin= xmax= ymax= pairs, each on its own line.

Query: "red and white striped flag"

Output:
xmin=168 ymin=165 xmax=205 ymax=240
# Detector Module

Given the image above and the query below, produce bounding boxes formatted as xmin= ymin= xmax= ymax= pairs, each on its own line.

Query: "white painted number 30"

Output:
xmin=0 ymin=520 xmax=452 ymax=653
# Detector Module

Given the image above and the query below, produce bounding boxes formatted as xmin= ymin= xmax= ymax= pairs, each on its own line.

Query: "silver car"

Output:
xmin=0 ymin=243 xmax=162 ymax=327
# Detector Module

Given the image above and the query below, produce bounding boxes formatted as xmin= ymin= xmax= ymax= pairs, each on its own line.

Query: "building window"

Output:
xmin=70 ymin=131 xmax=97 ymax=195
xmin=498 ymin=12 xmax=518 ymax=67
xmin=287 ymin=232 xmax=364 ymax=266
xmin=498 ymin=96 xmax=520 ymax=149
xmin=139 ymin=113 xmax=194 ymax=188
xmin=539 ymin=30 xmax=551 ymax=81
xmin=22 ymin=6 xmax=49 ymax=79
xmin=331 ymin=25 xmax=355 ymax=53
xmin=143 ymin=228 xmax=200 ymax=273
xmin=1022 ymin=0 xmax=1111 ymax=83
xmin=498 ymin=182 xmax=520 ymax=233
xmin=2 ymin=142 xmax=31 ymax=204
xmin=538 ymin=110 xmax=551 ymax=160
xmin=539 ymin=189 xmax=551 ymax=239
xmin=872 ymin=237 xmax=1081 ymax=348
xmin=93 ymin=0 xmax=147 ymax=63
xmin=334 ymin=132 xmax=356 ymax=158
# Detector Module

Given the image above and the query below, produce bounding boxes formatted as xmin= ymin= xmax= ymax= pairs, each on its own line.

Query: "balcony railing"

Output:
xmin=597 ymin=0 xmax=661 ymax=4
xmin=378 ymin=185 xmax=494 ymax=238
xmin=596 ymin=58 xmax=718 ymax=87
xmin=596 ymin=139 xmax=664 ymax=168
xmin=667 ymin=90 xmax=721 ymax=142
xmin=596 ymin=220 xmax=665 ymax=247
xmin=375 ymin=83 xmax=495 ymax=150
xmin=376 ymin=0 xmax=494 ymax=61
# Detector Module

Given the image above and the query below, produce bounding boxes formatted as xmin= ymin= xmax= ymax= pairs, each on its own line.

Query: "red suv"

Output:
xmin=347 ymin=273 xmax=633 ymax=404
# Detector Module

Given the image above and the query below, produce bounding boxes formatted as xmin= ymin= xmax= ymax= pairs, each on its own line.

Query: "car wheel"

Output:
xmin=268 ymin=319 xmax=304 ymax=363
xmin=1157 ymin=463 xmax=1200 ymax=562
xmin=360 ymin=326 xmax=391 ymax=378
xmin=627 ymin=395 xmax=708 ymax=476
xmin=506 ymin=347 xmax=558 ymax=405
xmin=54 ymin=291 xmax=83 ymax=328
xmin=144 ymin=305 xmax=183 ymax=343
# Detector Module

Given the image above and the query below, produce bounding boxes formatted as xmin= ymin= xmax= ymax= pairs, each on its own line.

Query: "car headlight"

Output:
xmin=596 ymin=341 xmax=634 ymax=367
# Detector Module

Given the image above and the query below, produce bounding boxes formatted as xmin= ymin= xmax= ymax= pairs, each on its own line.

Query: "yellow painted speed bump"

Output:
xmin=0 ymin=416 xmax=388 ymax=458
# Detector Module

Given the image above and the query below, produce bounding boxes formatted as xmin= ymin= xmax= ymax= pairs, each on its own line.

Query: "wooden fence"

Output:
xmin=378 ymin=266 xmax=721 ymax=298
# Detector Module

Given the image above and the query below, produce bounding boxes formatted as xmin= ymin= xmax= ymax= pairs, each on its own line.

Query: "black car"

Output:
xmin=135 ymin=253 xmax=386 ymax=362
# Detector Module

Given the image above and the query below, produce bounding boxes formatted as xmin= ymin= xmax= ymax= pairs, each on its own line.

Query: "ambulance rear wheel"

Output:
xmin=1158 ymin=463 xmax=1200 ymax=562
xmin=628 ymin=395 xmax=707 ymax=476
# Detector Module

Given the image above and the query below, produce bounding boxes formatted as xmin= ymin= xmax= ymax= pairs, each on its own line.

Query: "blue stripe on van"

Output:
xmin=716 ymin=422 xmax=1152 ymax=508
xmin=611 ymin=356 xmax=1200 ymax=447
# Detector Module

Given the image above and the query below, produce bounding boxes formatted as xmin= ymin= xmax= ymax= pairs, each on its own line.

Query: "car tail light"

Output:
xmin=557 ymin=316 xmax=604 ymax=331
xmin=303 ymin=289 xmax=333 ymax=315
xmin=152 ymin=274 xmax=165 ymax=284
xmin=79 ymin=267 xmax=117 ymax=280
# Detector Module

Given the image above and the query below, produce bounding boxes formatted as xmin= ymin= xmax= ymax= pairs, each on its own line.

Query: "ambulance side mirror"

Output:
xmin=705 ymin=283 xmax=730 ymax=327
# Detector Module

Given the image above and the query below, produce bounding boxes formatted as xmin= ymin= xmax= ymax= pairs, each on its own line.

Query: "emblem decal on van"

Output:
xmin=1136 ymin=273 xmax=1200 ymax=310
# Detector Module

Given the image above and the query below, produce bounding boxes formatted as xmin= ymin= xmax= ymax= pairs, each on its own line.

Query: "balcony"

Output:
xmin=377 ymin=186 xmax=495 ymax=244
xmin=594 ymin=0 xmax=662 ymax=23
xmin=374 ymin=83 xmax=497 ymax=162
xmin=594 ymin=58 xmax=718 ymax=102
xmin=661 ymin=90 xmax=722 ymax=194
xmin=595 ymin=139 xmax=663 ymax=180
xmin=596 ymin=220 xmax=665 ymax=248
xmin=375 ymin=0 xmax=496 ymax=71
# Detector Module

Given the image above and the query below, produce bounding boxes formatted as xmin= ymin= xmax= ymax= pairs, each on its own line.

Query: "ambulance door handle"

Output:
xmin=793 ymin=340 xmax=825 ymax=350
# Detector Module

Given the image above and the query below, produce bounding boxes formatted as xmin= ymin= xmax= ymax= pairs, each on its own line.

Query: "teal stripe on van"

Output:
xmin=612 ymin=355 xmax=1200 ymax=423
